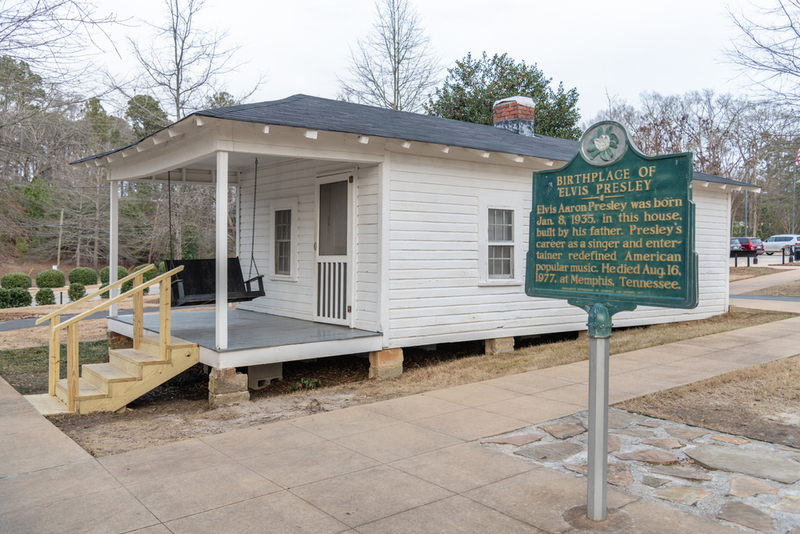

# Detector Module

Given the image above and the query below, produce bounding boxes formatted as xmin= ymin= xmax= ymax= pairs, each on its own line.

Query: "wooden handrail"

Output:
xmin=48 ymin=265 xmax=182 ymax=411
xmin=35 ymin=265 xmax=156 ymax=325
xmin=53 ymin=266 xmax=183 ymax=333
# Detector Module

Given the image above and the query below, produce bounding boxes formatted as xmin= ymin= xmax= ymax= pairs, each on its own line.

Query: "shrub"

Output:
xmin=0 ymin=288 xmax=9 ymax=308
xmin=35 ymin=269 xmax=66 ymax=289
xmin=7 ymin=288 xmax=32 ymax=307
xmin=100 ymin=266 xmax=129 ymax=284
xmin=68 ymin=267 xmax=98 ymax=285
xmin=1 ymin=272 xmax=31 ymax=289
xmin=68 ymin=283 xmax=86 ymax=302
xmin=99 ymin=283 xmax=108 ymax=299
xmin=132 ymin=265 xmax=157 ymax=295
xmin=35 ymin=288 xmax=55 ymax=305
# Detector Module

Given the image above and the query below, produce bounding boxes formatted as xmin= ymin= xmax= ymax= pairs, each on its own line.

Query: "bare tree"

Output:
xmin=338 ymin=0 xmax=441 ymax=111
xmin=0 ymin=0 xmax=117 ymax=70
xmin=726 ymin=0 xmax=800 ymax=106
xmin=123 ymin=0 xmax=259 ymax=121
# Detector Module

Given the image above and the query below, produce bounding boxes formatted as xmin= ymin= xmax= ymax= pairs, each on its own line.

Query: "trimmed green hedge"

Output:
xmin=68 ymin=283 xmax=85 ymax=302
xmin=0 ymin=288 xmax=32 ymax=308
xmin=35 ymin=288 xmax=55 ymax=305
xmin=100 ymin=266 xmax=129 ymax=284
xmin=68 ymin=267 xmax=98 ymax=285
xmin=1 ymin=272 xmax=31 ymax=289
xmin=35 ymin=269 xmax=66 ymax=289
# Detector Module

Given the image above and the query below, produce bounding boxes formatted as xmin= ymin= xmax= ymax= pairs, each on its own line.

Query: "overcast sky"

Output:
xmin=95 ymin=0 xmax=755 ymax=123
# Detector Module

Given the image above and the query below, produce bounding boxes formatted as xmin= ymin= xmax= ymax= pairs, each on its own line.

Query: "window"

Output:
xmin=488 ymin=208 xmax=514 ymax=279
xmin=274 ymin=209 xmax=291 ymax=275
xmin=270 ymin=197 xmax=298 ymax=280
xmin=478 ymin=197 xmax=524 ymax=285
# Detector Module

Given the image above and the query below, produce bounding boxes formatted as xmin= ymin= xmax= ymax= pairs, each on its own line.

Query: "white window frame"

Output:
xmin=478 ymin=196 xmax=525 ymax=286
xmin=269 ymin=197 xmax=299 ymax=281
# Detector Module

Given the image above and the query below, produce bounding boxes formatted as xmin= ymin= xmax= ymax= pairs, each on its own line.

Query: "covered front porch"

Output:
xmin=108 ymin=309 xmax=383 ymax=370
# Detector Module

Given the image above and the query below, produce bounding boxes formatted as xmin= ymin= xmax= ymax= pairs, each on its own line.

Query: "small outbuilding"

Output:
xmin=74 ymin=94 xmax=758 ymax=405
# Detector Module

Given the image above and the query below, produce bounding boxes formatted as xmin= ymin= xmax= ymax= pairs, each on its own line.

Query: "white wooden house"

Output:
xmin=74 ymin=94 xmax=758 ymax=404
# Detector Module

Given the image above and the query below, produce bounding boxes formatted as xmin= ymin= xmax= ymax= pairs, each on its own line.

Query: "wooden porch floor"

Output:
xmin=110 ymin=309 xmax=382 ymax=354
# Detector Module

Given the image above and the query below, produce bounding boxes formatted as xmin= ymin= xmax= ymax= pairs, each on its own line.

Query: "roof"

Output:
xmin=694 ymin=171 xmax=760 ymax=193
xmin=193 ymin=94 xmax=579 ymax=161
xmin=72 ymin=94 xmax=759 ymax=192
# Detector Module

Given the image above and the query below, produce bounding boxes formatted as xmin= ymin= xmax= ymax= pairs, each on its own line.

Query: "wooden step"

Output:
xmin=82 ymin=363 xmax=137 ymax=393
xmin=140 ymin=334 xmax=195 ymax=350
xmin=110 ymin=348 xmax=168 ymax=379
xmin=55 ymin=378 xmax=107 ymax=403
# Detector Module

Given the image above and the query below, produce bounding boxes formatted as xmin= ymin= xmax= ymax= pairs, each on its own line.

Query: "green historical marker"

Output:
xmin=525 ymin=122 xmax=698 ymax=522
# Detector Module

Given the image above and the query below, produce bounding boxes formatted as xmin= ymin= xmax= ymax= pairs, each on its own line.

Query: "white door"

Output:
xmin=315 ymin=173 xmax=353 ymax=325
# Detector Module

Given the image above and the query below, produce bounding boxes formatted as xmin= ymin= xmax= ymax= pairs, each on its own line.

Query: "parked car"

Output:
xmin=730 ymin=238 xmax=742 ymax=255
xmin=731 ymin=237 xmax=764 ymax=256
xmin=762 ymin=234 xmax=800 ymax=255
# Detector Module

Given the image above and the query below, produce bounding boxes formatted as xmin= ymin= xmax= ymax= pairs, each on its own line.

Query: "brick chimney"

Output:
xmin=492 ymin=96 xmax=535 ymax=136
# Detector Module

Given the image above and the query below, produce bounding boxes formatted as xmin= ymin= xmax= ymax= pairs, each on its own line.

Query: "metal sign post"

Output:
xmin=526 ymin=122 xmax=698 ymax=522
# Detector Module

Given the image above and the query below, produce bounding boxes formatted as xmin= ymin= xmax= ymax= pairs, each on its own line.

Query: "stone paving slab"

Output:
xmin=686 ymin=445 xmax=800 ymax=484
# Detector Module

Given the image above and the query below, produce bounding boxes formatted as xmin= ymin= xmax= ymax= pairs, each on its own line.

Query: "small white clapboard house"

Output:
xmin=75 ymin=94 xmax=757 ymax=403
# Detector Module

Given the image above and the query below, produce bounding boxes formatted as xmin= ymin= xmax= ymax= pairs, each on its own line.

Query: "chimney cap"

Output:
xmin=493 ymin=96 xmax=535 ymax=108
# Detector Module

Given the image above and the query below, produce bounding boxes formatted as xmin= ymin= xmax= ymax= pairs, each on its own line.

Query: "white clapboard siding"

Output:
xmin=386 ymin=153 xmax=730 ymax=347
xmin=356 ymin=165 xmax=380 ymax=331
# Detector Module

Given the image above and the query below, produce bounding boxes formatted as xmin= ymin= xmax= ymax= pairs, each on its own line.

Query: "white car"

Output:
xmin=763 ymin=234 xmax=800 ymax=254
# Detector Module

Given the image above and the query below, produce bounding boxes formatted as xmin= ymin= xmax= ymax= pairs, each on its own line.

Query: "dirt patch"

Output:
xmin=2 ymin=308 xmax=786 ymax=457
xmin=616 ymin=355 xmax=800 ymax=449
xmin=745 ymin=280 xmax=800 ymax=297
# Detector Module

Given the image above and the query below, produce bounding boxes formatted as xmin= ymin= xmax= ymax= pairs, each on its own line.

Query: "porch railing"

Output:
xmin=34 ymin=265 xmax=183 ymax=412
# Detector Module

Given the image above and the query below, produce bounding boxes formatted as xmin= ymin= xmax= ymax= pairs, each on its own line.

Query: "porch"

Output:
xmin=108 ymin=309 xmax=384 ymax=370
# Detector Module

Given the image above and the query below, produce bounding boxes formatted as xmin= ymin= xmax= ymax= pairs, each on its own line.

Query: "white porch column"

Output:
xmin=109 ymin=180 xmax=120 ymax=317
xmin=215 ymin=151 xmax=229 ymax=350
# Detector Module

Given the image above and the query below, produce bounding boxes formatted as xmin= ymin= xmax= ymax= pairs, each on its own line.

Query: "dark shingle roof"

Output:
xmin=194 ymin=94 xmax=579 ymax=161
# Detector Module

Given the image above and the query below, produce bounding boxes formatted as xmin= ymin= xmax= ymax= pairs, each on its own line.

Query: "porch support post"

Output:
xmin=109 ymin=180 xmax=120 ymax=317
xmin=215 ymin=151 xmax=229 ymax=350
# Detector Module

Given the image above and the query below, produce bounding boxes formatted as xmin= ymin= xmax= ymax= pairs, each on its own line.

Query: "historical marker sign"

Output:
xmin=526 ymin=121 xmax=698 ymax=310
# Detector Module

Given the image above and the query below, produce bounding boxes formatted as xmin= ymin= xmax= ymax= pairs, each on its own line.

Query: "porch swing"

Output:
xmin=164 ymin=159 xmax=265 ymax=307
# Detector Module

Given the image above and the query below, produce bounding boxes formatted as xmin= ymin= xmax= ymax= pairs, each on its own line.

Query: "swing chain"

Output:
xmin=249 ymin=159 xmax=260 ymax=278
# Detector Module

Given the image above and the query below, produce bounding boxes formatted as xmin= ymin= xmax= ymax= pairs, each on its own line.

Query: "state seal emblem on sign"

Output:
xmin=580 ymin=122 xmax=627 ymax=166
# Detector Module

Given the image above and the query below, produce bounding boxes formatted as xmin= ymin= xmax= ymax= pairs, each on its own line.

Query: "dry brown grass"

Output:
xmin=729 ymin=266 xmax=783 ymax=282
xmin=617 ymin=355 xmax=800 ymax=447
xmin=745 ymin=280 xmax=800 ymax=298
xmin=319 ymin=308 xmax=795 ymax=401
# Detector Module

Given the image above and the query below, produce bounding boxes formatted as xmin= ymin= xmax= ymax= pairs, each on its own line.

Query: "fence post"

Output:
xmin=49 ymin=316 xmax=60 ymax=396
xmin=67 ymin=323 xmax=79 ymax=412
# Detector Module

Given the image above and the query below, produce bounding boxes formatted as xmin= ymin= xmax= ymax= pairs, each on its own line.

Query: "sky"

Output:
xmin=94 ymin=0 xmax=757 ymax=123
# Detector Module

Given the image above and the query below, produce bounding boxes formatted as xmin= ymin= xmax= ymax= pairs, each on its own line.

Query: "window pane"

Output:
xmin=488 ymin=208 xmax=513 ymax=243
xmin=488 ymin=245 xmax=513 ymax=278
xmin=319 ymin=180 xmax=348 ymax=256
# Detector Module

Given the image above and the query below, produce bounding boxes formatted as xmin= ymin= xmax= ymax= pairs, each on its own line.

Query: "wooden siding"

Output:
xmin=236 ymin=160 xmax=380 ymax=331
xmin=386 ymin=153 xmax=730 ymax=347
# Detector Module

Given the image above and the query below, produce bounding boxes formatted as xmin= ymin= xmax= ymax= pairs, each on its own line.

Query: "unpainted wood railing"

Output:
xmin=34 ymin=265 xmax=184 ymax=412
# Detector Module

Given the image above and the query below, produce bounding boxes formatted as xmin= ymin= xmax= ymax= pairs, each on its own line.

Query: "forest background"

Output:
xmin=2 ymin=0 xmax=799 ymax=273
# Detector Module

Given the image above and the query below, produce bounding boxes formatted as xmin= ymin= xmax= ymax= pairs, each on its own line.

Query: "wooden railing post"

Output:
xmin=159 ymin=277 xmax=171 ymax=361
xmin=67 ymin=323 xmax=79 ymax=412
xmin=48 ymin=316 xmax=60 ymax=396
xmin=133 ymin=272 xmax=144 ymax=349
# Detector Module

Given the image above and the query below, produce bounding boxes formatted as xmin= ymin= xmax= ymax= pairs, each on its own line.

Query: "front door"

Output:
xmin=315 ymin=173 xmax=353 ymax=325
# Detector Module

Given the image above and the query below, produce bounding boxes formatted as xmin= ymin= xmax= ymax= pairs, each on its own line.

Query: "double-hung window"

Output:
xmin=274 ymin=209 xmax=291 ymax=275
xmin=479 ymin=197 xmax=524 ymax=285
xmin=488 ymin=208 xmax=514 ymax=279
xmin=270 ymin=197 xmax=298 ymax=280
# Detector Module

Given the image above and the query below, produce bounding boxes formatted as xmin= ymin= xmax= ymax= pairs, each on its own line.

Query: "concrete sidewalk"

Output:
xmin=3 ymin=315 xmax=800 ymax=533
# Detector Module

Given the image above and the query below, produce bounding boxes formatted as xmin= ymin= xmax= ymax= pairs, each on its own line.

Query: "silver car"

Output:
xmin=763 ymin=234 xmax=800 ymax=255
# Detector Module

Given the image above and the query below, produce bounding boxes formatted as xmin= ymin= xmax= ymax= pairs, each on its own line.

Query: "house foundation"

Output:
xmin=208 ymin=368 xmax=250 ymax=408
xmin=248 ymin=363 xmax=283 ymax=389
xmin=485 ymin=337 xmax=515 ymax=355
xmin=369 ymin=348 xmax=403 ymax=379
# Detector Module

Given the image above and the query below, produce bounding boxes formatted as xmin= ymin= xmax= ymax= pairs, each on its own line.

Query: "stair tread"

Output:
xmin=112 ymin=348 xmax=167 ymax=365
xmin=83 ymin=363 xmax=137 ymax=382
xmin=56 ymin=378 xmax=107 ymax=399
xmin=140 ymin=334 xmax=196 ymax=349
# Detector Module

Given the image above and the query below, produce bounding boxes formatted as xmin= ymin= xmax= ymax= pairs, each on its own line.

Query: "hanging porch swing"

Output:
xmin=164 ymin=159 xmax=265 ymax=307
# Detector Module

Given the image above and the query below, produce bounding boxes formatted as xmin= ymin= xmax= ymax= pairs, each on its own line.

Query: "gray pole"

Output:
xmin=793 ymin=164 xmax=796 ymax=234
xmin=585 ymin=303 xmax=613 ymax=521
xmin=587 ymin=335 xmax=610 ymax=520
